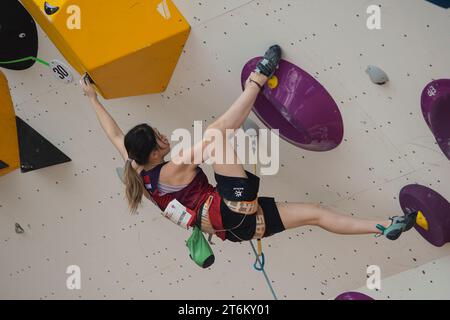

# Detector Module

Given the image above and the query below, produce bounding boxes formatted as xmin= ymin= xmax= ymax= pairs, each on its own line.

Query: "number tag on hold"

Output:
xmin=162 ymin=199 xmax=195 ymax=229
xmin=50 ymin=60 xmax=73 ymax=84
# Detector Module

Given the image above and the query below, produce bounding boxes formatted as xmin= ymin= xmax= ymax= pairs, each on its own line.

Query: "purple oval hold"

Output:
xmin=335 ymin=292 xmax=374 ymax=300
xmin=421 ymin=79 xmax=450 ymax=161
xmin=399 ymin=184 xmax=450 ymax=247
xmin=242 ymin=58 xmax=344 ymax=152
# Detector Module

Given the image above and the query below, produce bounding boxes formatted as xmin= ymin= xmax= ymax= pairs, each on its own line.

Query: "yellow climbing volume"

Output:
xmin=21 ymin=0 xmax=191 ymax=99
xmin=0 ymin=71 xmax=20 ymax=177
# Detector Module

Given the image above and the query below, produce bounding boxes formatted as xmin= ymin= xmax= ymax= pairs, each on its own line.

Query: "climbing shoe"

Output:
xmin=376 ymin=211 xmax=418 ymax=240
xmin=255 ymin=45 xmax=282 ymax=78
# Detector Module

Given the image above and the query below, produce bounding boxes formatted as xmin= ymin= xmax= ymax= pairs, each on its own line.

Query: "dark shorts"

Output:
xmin=215 ymin=171 xmax=286 ymax=242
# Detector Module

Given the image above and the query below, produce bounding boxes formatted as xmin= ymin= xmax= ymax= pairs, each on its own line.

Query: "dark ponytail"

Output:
xmin=123 ymin=124 xmax=157 ymax=214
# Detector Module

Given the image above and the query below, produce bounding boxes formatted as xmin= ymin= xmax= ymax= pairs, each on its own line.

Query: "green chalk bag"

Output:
xmin=186 ymin=226 xmax=215 ymax=268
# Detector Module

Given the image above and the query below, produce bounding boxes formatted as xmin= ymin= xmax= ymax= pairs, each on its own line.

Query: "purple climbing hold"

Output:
xmin=241 ymin=58 xmax=344 ymax=152
xmin=335 ymin=292 xmax=374 ymax=300
xmin=421 ymin=79 xmax=450 ymax=161
xmin=399 ymin=184 xmax=450 ymax=247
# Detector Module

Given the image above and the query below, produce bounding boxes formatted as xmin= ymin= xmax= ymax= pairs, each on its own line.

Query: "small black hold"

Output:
xmin=0 ymin=160 xmax=9 ymax=169
xmin=15 ymin=223 xmax=25 ymax=234
xmin=44 ymin=2 xmax=60 ymax=15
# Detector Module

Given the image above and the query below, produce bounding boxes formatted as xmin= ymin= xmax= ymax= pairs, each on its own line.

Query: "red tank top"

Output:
xmin=140 ymin=163 xmax=226 ymax=240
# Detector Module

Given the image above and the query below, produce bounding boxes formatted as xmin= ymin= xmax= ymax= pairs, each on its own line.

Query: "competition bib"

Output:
xmin=162 ymin=199 xmax=196 ymax=229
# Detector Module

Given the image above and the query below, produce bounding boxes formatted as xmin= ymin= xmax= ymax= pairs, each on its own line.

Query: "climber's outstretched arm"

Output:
xmin=80 ymin=76 xmax=128 ymax=161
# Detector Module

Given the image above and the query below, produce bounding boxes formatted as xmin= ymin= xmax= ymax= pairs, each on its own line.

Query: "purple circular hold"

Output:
xmin=335 ymin=292 xmax=374 ymax=300
xmin=241 ymin=58 xmax=344 ymax=152
xmin=399 ymin=184 xmax=450 ymax=247
xmin=421 ymin=79 xmax=450 ymax=161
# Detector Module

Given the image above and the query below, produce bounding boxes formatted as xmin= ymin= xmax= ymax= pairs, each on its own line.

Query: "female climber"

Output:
xmin=80 ymin=45 xmax=417 ymax=244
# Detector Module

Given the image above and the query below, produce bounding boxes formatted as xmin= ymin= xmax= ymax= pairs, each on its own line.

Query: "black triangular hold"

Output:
xmin=0 ymin=160 xmax=9 ymax=169
xmin=16 ymin=117 xmax=71 ymax=173
xmin=426 ymin=0 xmax=450 ymax=8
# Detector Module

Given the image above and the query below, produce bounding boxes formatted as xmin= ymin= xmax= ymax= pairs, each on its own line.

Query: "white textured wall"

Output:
xmin=1 ymin=0 xmax=449 ymax=299
xmin=356 ymin=256 xmax=450 ymax=300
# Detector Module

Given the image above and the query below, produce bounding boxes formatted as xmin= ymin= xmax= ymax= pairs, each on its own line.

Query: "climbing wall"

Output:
xmin=1 ymin=0 xmax=450 ymax=299
xmin=355 ymin=255 xmax=450 ymax=299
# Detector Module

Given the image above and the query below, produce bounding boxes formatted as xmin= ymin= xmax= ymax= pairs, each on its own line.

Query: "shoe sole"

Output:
xmin=257 ymin=45 xmax=282 ymax=77
xmin=386 ymin=229 xmax=402 ymax=241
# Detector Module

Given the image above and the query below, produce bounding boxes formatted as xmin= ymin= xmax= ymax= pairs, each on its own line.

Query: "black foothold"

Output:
xmin=15 ymin=223 xmax=25 ymax=234
xmin=44 ymin=2 xmax=60 ymax=15
xmin=0 ymin=160 xmax=9 ymax=169
xmin=16 ymin=117 xmax=71 ymax=173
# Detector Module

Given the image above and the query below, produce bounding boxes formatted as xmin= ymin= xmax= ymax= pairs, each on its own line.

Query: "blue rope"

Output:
xmin=249 ymin=240 xmax=278 ymax=300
